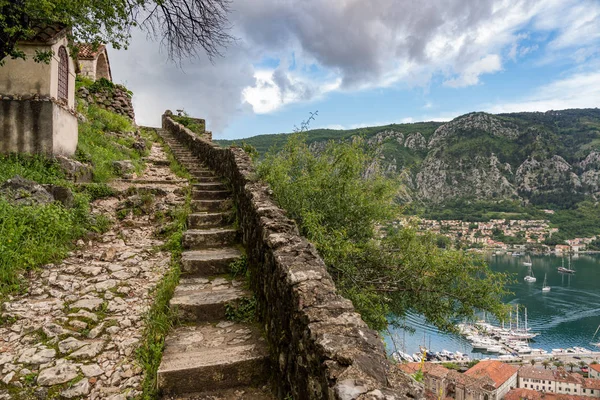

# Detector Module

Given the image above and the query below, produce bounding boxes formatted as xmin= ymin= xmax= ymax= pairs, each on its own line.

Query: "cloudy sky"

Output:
xmin=109 ymin=0 xmax=600 ymax=140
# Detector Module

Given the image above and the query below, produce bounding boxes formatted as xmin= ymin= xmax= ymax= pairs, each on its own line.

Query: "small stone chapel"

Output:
xmin=0 ymin=24 xmax=78 ymax=156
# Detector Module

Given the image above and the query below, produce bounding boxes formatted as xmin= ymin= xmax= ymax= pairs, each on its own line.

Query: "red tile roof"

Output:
xmin=519 ymin=366 xmax=560 ymax=381
xmin=552 ymin=368 xmax=583 ymax=385
xmin=397 ymin=362 xmax=450 ymax=379
xmin=465 ymin=360 xmax=518 ymax=388
xmin=76 ymin=43 xmax=106 ymax=60
xmin=583 ymin=378 xmax=600 ymax=390
xmin=519 ymin=366 xmax=583 ymax=384
xmin=505 ymin=388 xmax=588 ymax=400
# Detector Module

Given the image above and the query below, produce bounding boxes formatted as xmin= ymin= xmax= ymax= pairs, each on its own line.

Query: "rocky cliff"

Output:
xmin=218 ymin=108 xmax=600 ymax=208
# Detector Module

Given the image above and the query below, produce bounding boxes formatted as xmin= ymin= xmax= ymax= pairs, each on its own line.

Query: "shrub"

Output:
xmin=258 ymin=134 xmax=510 ymax=331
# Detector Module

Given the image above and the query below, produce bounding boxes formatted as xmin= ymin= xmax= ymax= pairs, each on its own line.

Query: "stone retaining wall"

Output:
xmin=78 ymin=85 xmax=135 ymax=120
xmin=162 ymin=112 xmax=422 ymax=400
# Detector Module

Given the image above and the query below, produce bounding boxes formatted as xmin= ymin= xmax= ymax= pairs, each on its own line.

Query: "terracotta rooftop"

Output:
xmin=519 ymin=366 xmax=561 ymax=381
xmin=447 ymin=369 xmax=484 ymax=388
xmin=582 ymin=378 xmax=600 ymax=390
xmin=519 ymin=366 xmax=584 ymax=385
xmin=552 ymin=368 xmax=583 ymax=385
xmin=76 ymin=43 xmax=106 ymax=60
xmin=505 ymin=388 xmax=588 ymax=400
xmin=397 ymin=362 xmax=450 ymax=379
xmin=465 ymin=360 xmax=518 ymax=388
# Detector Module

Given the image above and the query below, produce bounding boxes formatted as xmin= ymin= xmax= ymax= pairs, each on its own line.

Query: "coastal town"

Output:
xmin=401 ymin=359 xmax=600 ymax=400
xmin=412 ymin=218 xmax=598 ymax=253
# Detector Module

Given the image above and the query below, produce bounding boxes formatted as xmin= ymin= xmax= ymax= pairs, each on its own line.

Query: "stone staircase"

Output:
xmin=155 ymin=130 xmax=273 ymax=399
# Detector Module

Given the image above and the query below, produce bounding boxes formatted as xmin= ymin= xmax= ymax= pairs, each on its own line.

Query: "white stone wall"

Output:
xmin=79 ymin=59 xmax=97 ymax=80
xmin=497 ymin=372 xmax=518 ymax=399
xmin=519 ymin=377 xmax=556 ymax=392
xmin=52 ymin=101 xmax=78 ymax=155
xmin=0 ymin=36 xmax=76 ymax=109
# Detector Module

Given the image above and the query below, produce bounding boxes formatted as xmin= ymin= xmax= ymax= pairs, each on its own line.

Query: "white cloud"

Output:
xmin=488 ymin=72 xmax=600 ymax=113
xmin=444 ymin=54 xmax=502 ymax=88
xmin=242 ymin=68 xmax=341 ymax=114
xmin=110 ymin=0 xmax=600 ymax=127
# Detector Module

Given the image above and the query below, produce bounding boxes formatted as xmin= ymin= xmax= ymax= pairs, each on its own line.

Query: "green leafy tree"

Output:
xmin=0 ymin=0 xmax=232 ymax=63
xmin=579 ymin=361 xmax=587 ymax=370
xmin=258 ymin=134 xmax=510 ymax=331
xmin=567 ymin=362 xmax=577 ymax=372
xmin=542 ymin=360 xmax=551 ymax=369
xmin=530 ymin=359 xmax=536 ymax=366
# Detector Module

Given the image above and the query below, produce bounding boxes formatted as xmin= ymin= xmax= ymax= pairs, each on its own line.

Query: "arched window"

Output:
xmin=57 ymin=46 xmax=69 ymax=101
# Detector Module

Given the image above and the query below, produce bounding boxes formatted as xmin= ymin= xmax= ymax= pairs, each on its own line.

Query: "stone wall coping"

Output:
xmin=162 ymin=113 xmax=422 ymax=400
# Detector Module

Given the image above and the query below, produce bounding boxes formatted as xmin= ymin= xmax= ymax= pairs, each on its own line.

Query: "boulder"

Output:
xmin=112 ymin=160 xmax=135 ymax=176
xmin=42 ymin=184 xmax=74 ymax=208
xmin=56 ymin=155 xmax=93 ymax=183
xmin=0 ymin=176 xmax=54 ymax=206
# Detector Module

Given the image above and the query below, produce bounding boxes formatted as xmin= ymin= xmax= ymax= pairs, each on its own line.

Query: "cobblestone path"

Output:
xmin=0 ymin=142 xmax=186 ymax=399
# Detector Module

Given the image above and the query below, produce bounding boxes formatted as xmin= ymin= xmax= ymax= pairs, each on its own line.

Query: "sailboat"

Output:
xmin=524 ymin=264 xmax=536 ymax=282
xmin=523 ymin=255 xmax=532 ymax=267
xmin=590 ymin=324 xmax=600 ymax=348
xmin=542 ymin=273 xmax=551 ymax=292
xmin=557 ymin=255 xmax=575 ymax=274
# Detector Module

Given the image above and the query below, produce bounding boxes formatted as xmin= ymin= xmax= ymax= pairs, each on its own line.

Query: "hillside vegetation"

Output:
xmin=219 ymin=108 xmax=600 ymax=239
xmin=0 ymin=81 xmax=148 ymax=299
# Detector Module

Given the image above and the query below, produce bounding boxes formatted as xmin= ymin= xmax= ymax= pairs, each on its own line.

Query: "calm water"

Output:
xmin=384 ymin=253 xmax=600 ymax=358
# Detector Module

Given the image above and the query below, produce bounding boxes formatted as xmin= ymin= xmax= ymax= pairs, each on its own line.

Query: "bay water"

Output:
xmin=384 ymin=253 xmax=600 ymax=358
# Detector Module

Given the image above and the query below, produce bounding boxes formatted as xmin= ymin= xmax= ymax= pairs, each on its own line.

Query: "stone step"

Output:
xmin=181 ymin=247 xmax=242 ymax=276
xmin=145 ymin=159 xmax=171 ymax=166
xmin=170 ymin=277 xmax=248 ymax=322
xmin=193 ymin=182 xmax=228 ymax=191
xmin=192 ymin=189 xmax=230 ymax=200
xmin=157 ymin=323 xmax=270 ymax=395
xmin=192 ymin=176 xmax=223 ymax=183
xmin=161 ymin=386 xmax=276 ymax=399
xmin=192 ymin=199 xmax=233 ymax=212
xmin=119 ymin=179 xmax=187 ymax=185
xmin=188 ymin=212 xmax=233 ymax=229
xmin=183 ymin=228 xmax=238 ymax=249
xmin=189 ymin=170 xmax=216 ymax=178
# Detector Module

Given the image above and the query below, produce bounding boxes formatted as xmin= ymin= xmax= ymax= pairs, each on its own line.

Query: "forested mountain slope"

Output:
xmin=217 ymin=109 xmax=600 ymax=238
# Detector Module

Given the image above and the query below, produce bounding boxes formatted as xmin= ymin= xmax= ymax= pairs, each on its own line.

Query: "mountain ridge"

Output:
xmin=217 ymin=108 xmax=600 ymax=238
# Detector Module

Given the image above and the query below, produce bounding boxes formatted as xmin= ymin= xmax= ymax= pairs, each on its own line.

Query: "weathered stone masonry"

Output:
xmin=162 ymin=112 xmax=422 ymax=400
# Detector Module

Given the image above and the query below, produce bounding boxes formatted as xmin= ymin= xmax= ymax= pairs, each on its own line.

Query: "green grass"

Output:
xmin=0 ymin=193 xmax=108 ymax=298
xmin=171 ymin=115 xmax=205 ymax=135
xmin=76 ymin=104 xmax=149 ymax=183
xmin=0 ymin=90 xmax=147 ymax=299
xmin=0 ymin=153 xmax=66 ymax=184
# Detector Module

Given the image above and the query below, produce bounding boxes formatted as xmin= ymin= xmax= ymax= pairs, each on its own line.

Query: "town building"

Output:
xmin=518 ymin=367 xmax=584 ymax=396
xmin=399 ymin=361 xmax=518 ymax=400
xmin=0 ymin=23 xmax=77 ymax=155
xmin=582 ymin=379 xmax=600 ymax=398
xmin=76 ymin=43 xmax=113 ymax=82
xmin=465 ymin=360 xmax=519 ymax=400
xmin=589 ymin=364 xmax=600 ymax=380
xmin=505 ymin=387 xmax=588 ymax=400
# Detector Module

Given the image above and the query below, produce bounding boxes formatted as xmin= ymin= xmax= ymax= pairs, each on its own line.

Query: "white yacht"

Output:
xmin=542 ymin=273 xmax=551 ymax=292
xmin=524 ymin=264 xmax=536 ymax=282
